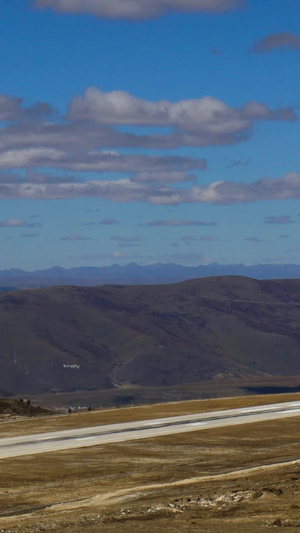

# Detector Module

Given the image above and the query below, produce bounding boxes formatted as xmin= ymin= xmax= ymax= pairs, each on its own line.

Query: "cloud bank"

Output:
xmin=0 ymin=89 xmax=298 ymax=207
xmin=0 ymin=171 xmax=299 ymax=205
xmin=34 ymin=0 xmax=243 ymax=20
xmin=0 ymin=89 xmax=295 ymax=182
xmin=68 ymin=87 xmax=296 ymax=148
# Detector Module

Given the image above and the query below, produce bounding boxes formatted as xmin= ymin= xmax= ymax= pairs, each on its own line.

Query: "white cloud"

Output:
xmin=34 ymin=0 xmax=243 ymax=20
xmin=132 ymin=171 xmax=197 ymax=183
xmin=250 ymin=32 xmax=300 ymax=54
xmin=0 ymin=95 xmax=23 ymax=122
xmin=0 ymin=149 xmax=204 ymax=174
xmin=186 ymin=172 xmax=300 ymax=204
xmin=0 ymin=148 xmax=65 ymax=168
xmin=0 ymin=89 xmax=299 ymax=208
xmin=0 ymin=172 xmax=300 ymax=205
xmin=0 ymin=95 xmax=55 ymax=123
xmin=0 ymin=171 xmax=300 ymax=206
xmin=68 ymin=88 xmax=296 ymax=148
xmin=0 ymin=219 xmax=25 ymax=227
xmin=0 ymin=90 xmax=295 ymax=173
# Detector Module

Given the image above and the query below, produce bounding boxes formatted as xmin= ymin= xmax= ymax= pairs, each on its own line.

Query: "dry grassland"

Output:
xmin=0 ymin=395 xmax=299 ymax=531
xmin=1 ymin=391 xmax=300 ymax=438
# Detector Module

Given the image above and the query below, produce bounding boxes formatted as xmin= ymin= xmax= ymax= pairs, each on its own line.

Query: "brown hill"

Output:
xmin=1 ymin=276 xmax=300 ymax=397
xmin=0 ymin=398 xmax=52 ymax=417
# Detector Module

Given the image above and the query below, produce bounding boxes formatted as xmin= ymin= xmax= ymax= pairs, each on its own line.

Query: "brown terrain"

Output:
xmin=0 ymin=394 xmax=299 ymax=532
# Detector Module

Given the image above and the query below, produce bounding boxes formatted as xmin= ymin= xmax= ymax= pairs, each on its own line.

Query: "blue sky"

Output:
xmin=1 ymin=0 xmax=300 ymax=269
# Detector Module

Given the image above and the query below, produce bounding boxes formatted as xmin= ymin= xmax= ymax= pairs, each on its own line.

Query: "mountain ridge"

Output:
xmin=1 ymin=263 xmax=300 ymax=289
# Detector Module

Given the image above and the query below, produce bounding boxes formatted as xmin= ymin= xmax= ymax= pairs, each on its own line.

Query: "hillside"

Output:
xmin=1 ymin=276 xmax=300 ymax=397
xmin=0 ymin=398 xmax=52 ymax=417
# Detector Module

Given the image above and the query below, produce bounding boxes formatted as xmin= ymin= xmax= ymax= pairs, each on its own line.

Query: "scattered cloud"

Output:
xmin=34 ymin=0 xmax=243 ymax=20
xmin=198 ymin=235 xmax=216 ymax=241
xmin=182 ymin=235 xmax=216 ymax=241
xmin=132 ymin=171 xmax=198 ymax=183
xmin=264 ymin=215 xmax=294 ymax=224
xmin=279 ymin=234 xmax=289 ymax=238
xmin=118 ymin=242 xmax=141 ymax=248
xmin=150 ymin=251 xmax=206 ymax=264
xmin=0 ymin=94 xmax=55 ymax=122
xmin=0 ymin=148 xmax=205 ymax=173
xmin=84 ymin=218 xmax=120 ymax=226
xmin=0 ymin=219 xmax=26 ymax=227
xmin=144 ymin=220 xmax=216 ymax=227
xmin=111 ymin=235 xmax=141 ymax=242
xmin=99 ymin=218 xmax=119 ymax=225
xmin=211 ymin=47 xmax=223 ymax=55
xmin=182 ymin=235 xmax=198 ymax=242
xmin=1 ymin=171 xmax=300 ymax=206
xmin=0 ymin=89 xmax=296 ymax=189
xmin=244 ymin=237 xmax=263 ymax=242
xmin=250 ymin=32 xmax=300 ymax=54
xmin=0 ymin=94 xmax=299 ymax=207
xmin=0 ymin=178 xmax=187 ymax=203
xmin=25 ymin=170 xmax=76 ymax=184
xmin=60 ymin=233 xmax=91 ymax=241
xmin=109 ymin=251 xmax=140 ymax=260
xmin=0 ymin=95 xmax=23 ymax=122
xmin=84 ymin=216 xmax=120 ymax=226
xmin=0 ymin=218 xmax=42 ymax=228
xmin=184 ymin=172 xmax=300 ymax=205
xmin=79 ymin=251 xmax=141 ymax=261
xmin=226 ymin=159 xmax=250 ymax=168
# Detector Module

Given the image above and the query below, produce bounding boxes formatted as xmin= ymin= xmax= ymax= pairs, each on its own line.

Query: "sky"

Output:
xmin=1 ymin=0 xmax=300 ymax=270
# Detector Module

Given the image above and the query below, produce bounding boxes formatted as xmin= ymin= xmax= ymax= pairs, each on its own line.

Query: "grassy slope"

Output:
xmin=1 ymin=276 xmax=300 ymax=396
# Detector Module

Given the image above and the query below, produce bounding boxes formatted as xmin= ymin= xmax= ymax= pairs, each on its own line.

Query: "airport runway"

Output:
xmin=0 ymin=401 xmax=299 ymax=459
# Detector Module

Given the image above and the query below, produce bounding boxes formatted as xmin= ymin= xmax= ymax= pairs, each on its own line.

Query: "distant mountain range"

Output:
xmin=1 ymin=263 xmax=300 ymax=289
xmin=1 ymin=276 xmax=300 ymax=397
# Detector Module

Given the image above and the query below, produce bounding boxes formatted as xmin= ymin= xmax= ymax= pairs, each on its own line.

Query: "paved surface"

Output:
xmin=0 ymin=401 xmax=299 ymax=459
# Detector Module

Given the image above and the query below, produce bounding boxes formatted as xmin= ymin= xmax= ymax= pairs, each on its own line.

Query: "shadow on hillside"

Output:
xmin=244 ymin=385 xmax=300 ymax=395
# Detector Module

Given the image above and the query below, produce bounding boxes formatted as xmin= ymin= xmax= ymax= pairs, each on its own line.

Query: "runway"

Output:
xmin=0 ymin=401 xmax=299 ymax=460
